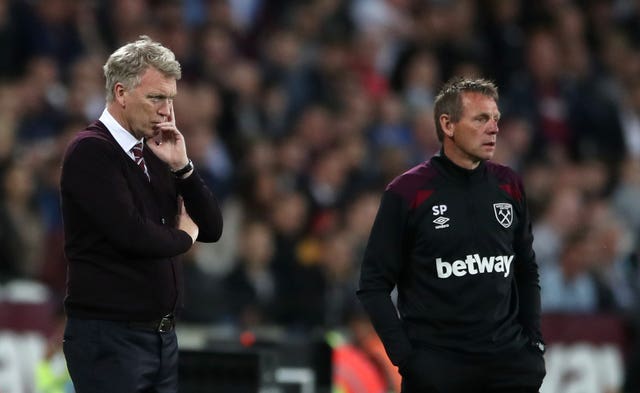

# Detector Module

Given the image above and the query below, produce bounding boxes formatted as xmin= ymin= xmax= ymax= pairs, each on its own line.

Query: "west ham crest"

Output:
xmin=493 ymin=203 xmax=513 ymax=228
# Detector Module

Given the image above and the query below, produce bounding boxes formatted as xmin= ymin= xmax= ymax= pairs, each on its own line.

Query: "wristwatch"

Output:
xmin=171 ymin=159 xmax=193 ymax=178
xmin=531 ymin=340 xmax=546 ymax=354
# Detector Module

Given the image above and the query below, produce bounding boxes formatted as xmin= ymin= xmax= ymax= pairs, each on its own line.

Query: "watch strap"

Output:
xmin=172 ymin=159 xmax=193 ymax=177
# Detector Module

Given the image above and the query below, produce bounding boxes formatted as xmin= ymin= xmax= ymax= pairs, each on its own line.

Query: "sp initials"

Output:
xmin=432 ymin=205 xmax=447 ymax=216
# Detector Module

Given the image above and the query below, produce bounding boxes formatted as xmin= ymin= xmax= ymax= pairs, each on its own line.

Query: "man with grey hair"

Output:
xmin=60 ymin=35 xmax=223 ymax=392
xmin=358 ymin=77 xmax=546 ymax=392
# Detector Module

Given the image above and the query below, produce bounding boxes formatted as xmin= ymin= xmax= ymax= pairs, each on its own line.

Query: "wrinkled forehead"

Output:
xmin=137 ymin=67 xmax=177 ymax=95
xmin=460 ymin=91 xmax=500 ymax=116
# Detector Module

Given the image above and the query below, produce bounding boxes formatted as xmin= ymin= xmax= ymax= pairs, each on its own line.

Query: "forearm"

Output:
xmin=177 ymin=168 xmax=223 ymax=242
xmin=357 ymin=289 xmax=413 ymax=366
xmin=515 ymin=197 xmax=542 ymax=340
xmin=357 ymin=190 xmax=413 ymax=365
xmin=61 ymin=139 xmax=193 ymax=257
xmin=516 ymin=259 xmax=542 ymax=340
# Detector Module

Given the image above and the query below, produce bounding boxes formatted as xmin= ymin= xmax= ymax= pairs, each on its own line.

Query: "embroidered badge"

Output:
xmin=493 ymin=203 xmax=513 ymax=228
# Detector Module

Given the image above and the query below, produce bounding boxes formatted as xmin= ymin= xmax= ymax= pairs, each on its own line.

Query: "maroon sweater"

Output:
xmin=60 ymin=121 xmax=223 ymax=321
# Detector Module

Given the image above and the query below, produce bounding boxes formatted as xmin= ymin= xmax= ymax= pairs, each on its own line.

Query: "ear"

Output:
xmin=114 ymin=82 xmax=127 ymax=107
xmin=439 ymin=114 xmax=454 ymax=138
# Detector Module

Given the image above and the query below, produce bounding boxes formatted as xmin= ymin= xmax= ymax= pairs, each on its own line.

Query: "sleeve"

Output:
xmin=513 ymin=180 xmax=543 ymax=342
xmin=356 ymin=190 xmax=413 ymax=367
xmin=61 ymin=138 xmax=193 ymax=258
xmin=176 ymin=168 xmax=223 ymax=242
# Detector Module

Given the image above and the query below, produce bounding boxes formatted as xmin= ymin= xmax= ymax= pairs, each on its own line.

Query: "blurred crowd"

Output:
xmin=1 ymin=0 xmax=640 ymax=389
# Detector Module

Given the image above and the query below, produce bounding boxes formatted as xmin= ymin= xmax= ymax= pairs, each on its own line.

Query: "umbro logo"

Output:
xmin=433 ymin=216 xmax=449 ymax=229
xmin=432 ymin=204 xmax=449 ymax=229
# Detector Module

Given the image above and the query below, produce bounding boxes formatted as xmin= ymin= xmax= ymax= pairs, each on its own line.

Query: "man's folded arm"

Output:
xmin=61 ymin=138 xmax=192 ymax=258
xmin=176 ymin=169 xmax=223 ymax=242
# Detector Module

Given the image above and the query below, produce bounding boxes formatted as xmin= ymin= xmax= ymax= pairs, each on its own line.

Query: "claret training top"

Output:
xmin=357 ymin=151 xmax=542 ymax=367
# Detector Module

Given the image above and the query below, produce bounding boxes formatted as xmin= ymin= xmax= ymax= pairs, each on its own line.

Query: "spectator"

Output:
xmin=503 ymin=27 xmax=577 ymax=161
xmin=223 ymin=219 xmax=283 ymax=327
xmin=611 ymin=157 xmax=640 ymax=244
xmin=396 ymin=49 xmax=440 ymax=116
xmin=15 ymin=0 xmax=85 ymax=74
xmin=287 ymin=229 xmax=361 ymax=330
xmin=0 ymin=158 xmax=44 ymax=280
xmin=533 ymin=185 xmax=584 ymax=268
xmin=618 ymin=77 xmax=640 ymax=159
xmin=181 ymin=243 xmax=228 ymax=324
xmin=15 ymin=57 xmax=67 ymax=143
xmin=540 ymin=228 xmax=603 ymax=313
xmin=484 ymin=0 xmax=526 ymax=87
xmin=370 ymin=93 xmax=414 ymax=156
xmin=587 ymin=201 xmax=637 ymax=312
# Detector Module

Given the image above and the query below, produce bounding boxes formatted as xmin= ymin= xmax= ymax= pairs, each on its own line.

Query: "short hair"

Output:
xmin=433 ymin=77 xmax=498 ymax=142
xmin=103 ymin=35 xmax=181 ymax=102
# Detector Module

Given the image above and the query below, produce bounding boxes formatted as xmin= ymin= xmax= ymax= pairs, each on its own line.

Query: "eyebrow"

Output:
xmin=147 ymin=93 xmax=176 ymax=99
xmin=475 ymin=112 xmax=501 ymax=120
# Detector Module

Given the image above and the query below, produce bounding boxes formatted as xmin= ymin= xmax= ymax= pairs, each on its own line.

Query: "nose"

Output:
xmin=488 ymin=119 xmax=499 ymax=134
xmin=158 ymin=100 xmax=171 ymax=118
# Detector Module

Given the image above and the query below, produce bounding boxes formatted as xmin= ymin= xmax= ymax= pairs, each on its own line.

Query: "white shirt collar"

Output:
xmin=99 ymin=108 xmax=143 ymax=158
